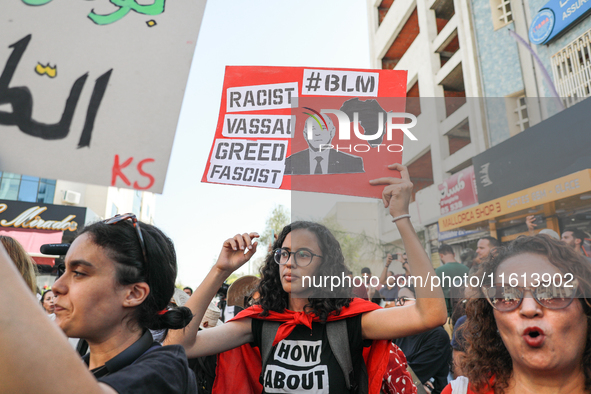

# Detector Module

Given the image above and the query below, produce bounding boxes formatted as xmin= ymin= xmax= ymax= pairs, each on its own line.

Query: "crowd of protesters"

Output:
xmin=0 ymin=165 xmax=590 ymax=394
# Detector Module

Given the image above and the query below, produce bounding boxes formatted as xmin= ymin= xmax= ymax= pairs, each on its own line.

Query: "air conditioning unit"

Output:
xmin=62 ymin=190 xmax=81 ymax=205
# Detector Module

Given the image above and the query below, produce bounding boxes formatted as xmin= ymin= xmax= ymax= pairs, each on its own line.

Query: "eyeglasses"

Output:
xmin=104 ymin=213 xmax=148 ymax=265
xmin=273 ymin=248 xmax=322 ymax=267
xmin=394 ymin=296 xmax=415 ymax=306
xmin=482 ymin=284 xmax=578 ymax=312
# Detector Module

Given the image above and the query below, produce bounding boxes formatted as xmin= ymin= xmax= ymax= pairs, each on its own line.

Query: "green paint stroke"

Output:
xmin=88 ymin=0 xmax=165 ymax=25
xmin=303 ymin=112 xmax=324 ymax=130
xmin=22 ymin=0 xmax=53 ymax=5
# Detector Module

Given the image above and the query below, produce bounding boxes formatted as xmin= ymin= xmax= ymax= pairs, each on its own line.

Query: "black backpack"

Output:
xmin=188 ymin=355 xmax=217 ymax=394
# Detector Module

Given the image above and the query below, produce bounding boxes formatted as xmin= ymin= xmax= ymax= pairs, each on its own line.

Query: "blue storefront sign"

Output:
xmin=529 ymin=0 xmax=591 ymax=44
xmin=437 ymin=224 xmax=480 ymax=242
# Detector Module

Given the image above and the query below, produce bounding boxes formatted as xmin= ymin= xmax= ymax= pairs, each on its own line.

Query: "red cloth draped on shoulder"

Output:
xmin=212 ymin=298 xmax=390 ymax=394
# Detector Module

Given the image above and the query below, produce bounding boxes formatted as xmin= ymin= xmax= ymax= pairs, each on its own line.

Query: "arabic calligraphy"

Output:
xmin=21 ymin=0 xmax=52 ymax=5
xmin=0 ymin=35 xmax=112 ymax=147
xmin=20 ymin=0 xmax=166 ymax=25
xmin=88 ymin=0 xmax=166 ymax=25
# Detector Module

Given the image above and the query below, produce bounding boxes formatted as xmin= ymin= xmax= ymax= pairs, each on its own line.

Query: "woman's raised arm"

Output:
xmin=362 ymin=164 xmax=447 ymax=340
xmin=165 ymin=232 xmax=258 ymax=358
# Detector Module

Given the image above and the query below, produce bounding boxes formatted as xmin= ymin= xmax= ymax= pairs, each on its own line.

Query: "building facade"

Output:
xmin=362 ymin=0 xmax=591 ymax=260
xmin=0 ymin=171 xmax=155 ymax=289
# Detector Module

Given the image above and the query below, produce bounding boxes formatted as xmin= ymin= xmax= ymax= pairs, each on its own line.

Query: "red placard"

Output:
xmin=202 ymin=66 xmax=408 ymax=198
xmin=438 ymin=166 xmax=478 ymax=215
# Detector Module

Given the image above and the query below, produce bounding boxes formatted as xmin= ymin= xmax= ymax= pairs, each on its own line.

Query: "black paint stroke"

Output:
xmin=0 ymin=35 xmax=88 ymax=140
xmin=78 ymin=69 xmax=112 ymax=148
xmin=0 ymin=35 xmax=112 ymax=147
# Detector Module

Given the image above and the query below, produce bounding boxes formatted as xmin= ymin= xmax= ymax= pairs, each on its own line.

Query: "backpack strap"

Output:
xmin=406 ymin=365 xmax=428 ymax=394
xmin=326 ymin=319 xmax=357 ymax=392
xmin=259 ymin=321 xmax=282 ymax=384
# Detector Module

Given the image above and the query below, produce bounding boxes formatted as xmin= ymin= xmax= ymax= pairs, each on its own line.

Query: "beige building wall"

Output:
xmin=366 ymin=0 xmax=490 ymax=247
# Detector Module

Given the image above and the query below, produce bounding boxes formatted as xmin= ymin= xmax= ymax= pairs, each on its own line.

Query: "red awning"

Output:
xmin=0 ymin=228 xmax=63 ymax=266
xmin=31 ymin=256 xmax=56 ymax=266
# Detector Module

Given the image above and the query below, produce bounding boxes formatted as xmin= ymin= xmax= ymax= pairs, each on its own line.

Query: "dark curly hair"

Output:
xmin=462 ymin=235 xmax=591 ymax=393
xmin=256 ymin=221 xmax=352 ymax=321
xmin=79 ymin=218 xmax=193 ymax=340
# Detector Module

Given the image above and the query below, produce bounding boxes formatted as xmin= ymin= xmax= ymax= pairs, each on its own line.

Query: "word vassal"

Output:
xmin=225 ymin=116 xmax=292 ymax=136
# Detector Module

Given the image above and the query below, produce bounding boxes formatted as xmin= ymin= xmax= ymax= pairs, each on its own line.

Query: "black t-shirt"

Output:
xmin=98 ymin=344 xmax=197 ymax=394
xmin=393 ymin=326 xmax=452 ymax=394
xmin=252 ymin=315 xmax=367 ymax=394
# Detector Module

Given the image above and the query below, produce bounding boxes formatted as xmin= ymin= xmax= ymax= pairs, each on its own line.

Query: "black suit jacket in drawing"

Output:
xmin=284 ymin=149 xmax=365 ymax=175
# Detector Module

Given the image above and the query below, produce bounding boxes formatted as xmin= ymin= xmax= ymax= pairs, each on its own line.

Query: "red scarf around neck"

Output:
xmin=212 ymin=298 xmax=390 ymax=394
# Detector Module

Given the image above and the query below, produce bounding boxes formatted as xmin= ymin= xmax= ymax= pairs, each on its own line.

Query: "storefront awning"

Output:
xmin=0 ymin=200 xmax=86 ymax=267
xmin=472 ymin=98 xmax=591 ymax=203
xmin=439 ymin=169 xmax=591 ymax=232
xmin=0 ymin=227 xmax=63 ymax=266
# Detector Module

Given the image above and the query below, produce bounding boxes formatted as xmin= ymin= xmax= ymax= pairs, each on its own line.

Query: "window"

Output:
xmin=0 ymin=173 xmax=56 ymax=203
xmin=490 ymin=0 xmax=513 ymax=30
xmin=18 ymin=176 xmax=39 ymax=202
xmin=551 ymin=27 xmax=591 ymax=107
xmin=514 ymin=96 xmax=529 ymax=132
xmin=505 ymin=92 xmax=530 ymax=136
xmin=0 ymin=172 xmax=20 ymax=200
xmin=37 ymin=179 xmax=56 ymax=204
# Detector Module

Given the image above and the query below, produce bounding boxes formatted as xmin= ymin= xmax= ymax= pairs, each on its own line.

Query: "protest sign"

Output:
xmin=1 ymin=1 xmax=207 ymax=193
xmin=202 ymin=66 xmax=409 ymax=198
xmin=438 ymin=165 xmax=478 ymax=215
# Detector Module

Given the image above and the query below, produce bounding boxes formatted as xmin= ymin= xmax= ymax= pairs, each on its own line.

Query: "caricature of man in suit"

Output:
xmin=284 ymin=115 xmax=364 ymax=175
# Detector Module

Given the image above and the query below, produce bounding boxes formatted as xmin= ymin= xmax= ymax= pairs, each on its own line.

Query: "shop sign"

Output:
xmin=529 ymin=0 xmax=591 ymax=44
xmin=439 ymin=169 xmax=591 ymax=231
xmin=0 ymin=200 xmax=86 ymax=232
xmin=438 ymin=166 xmax=478 ymax=216
xmin=529 ymin=9 xmax=556 ymax=45
xmin=438 ymin=224 xmax=480 ymax=241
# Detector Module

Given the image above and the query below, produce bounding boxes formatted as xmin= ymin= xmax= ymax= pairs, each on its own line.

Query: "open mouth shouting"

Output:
xmin=523 ymin=327 xmax=545 ymax=347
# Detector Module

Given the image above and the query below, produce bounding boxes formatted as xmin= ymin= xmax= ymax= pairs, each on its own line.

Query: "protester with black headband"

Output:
xmin=0 ymin=214 xmax=196 ymax=394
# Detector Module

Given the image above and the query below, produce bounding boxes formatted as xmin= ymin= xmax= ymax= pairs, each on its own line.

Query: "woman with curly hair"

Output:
xmin=167 ymin=164 xmax=447 ymax=393
xmin=443 ymin=234 xmax=591 ymax=394
xmin=0 ymin=214 xmax=197 ymax=394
